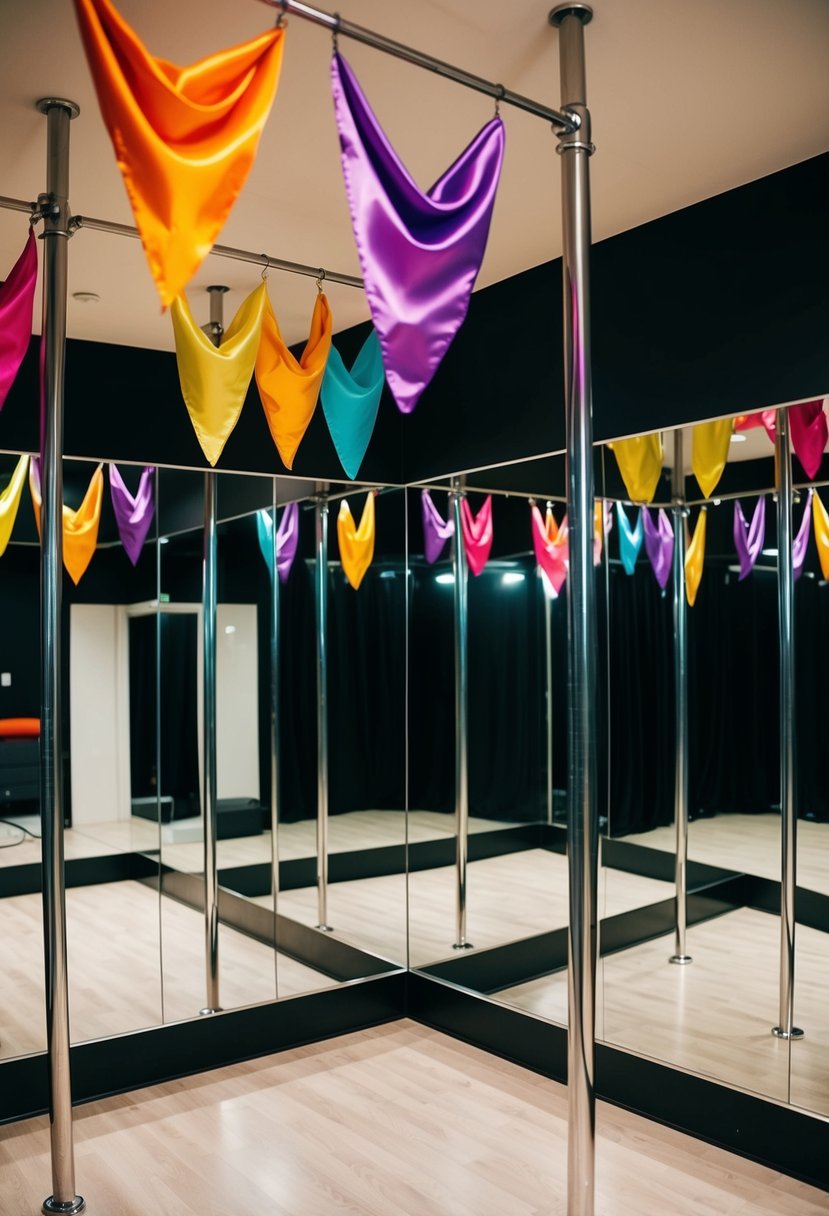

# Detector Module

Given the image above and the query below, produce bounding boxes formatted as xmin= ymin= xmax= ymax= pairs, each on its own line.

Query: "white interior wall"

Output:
xmin=216 ymin=604 xmax=259 ymax=803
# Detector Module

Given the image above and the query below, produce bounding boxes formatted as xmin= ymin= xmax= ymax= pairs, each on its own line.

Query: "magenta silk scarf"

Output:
xmin=460 ymin=496 xmax=493 ymax=576
xmin=789 ymin=400 xmax=827 ymax=480
xmin=109 ymin=464 xmax=155 ymax=565
xmin=793 ymin=490 xmax=813 ymax=582
xmin=732 ymin=497 xmax=766 ymax=581
xmin=331 ymin=52 xmax=505 ymax=415
xmin=0 ymin=229 xmax=38 ymax=411
xmin=643 ymin=507 xmax=674 ymax=590
xmin=531 ymin=504 xmax=569 ymax=596
xmin=421 ymin=490 xmax=454 ymax=564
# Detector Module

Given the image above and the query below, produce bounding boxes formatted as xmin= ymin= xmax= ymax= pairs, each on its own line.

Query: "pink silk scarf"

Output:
xmin=460 ymin=495 xmax=493 ymax=576
xmin=0 ymin=229 xmax=38 ymax=411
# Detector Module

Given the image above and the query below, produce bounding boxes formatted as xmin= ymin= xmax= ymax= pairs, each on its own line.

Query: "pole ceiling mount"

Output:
xmin=36 ymin=97 xmax=80 ymax=119
xmin=549 ymin=3 xmax=593 ymax=26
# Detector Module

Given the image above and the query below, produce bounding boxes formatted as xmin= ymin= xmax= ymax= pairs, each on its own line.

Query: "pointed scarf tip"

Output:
xmin=321 ymin=329 xmax=384 ymax=478
xmin=338 ymin=492 xmax=375 ymax=589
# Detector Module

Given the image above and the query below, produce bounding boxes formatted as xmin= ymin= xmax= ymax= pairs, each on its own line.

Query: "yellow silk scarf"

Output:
xmin=171 ymin=283 xmax=267 ymax=466
xmin=692 ymin=418 xmax=734 ymax=497
xmin=337 ymin=493 xmax=375 ymax=590
xmin=255 ymin=290 xmax=333 ymax=469
xmin=74 ymin=0 xmax=284 ymax=308
xmin=684 ymin=508 xmax=707 ymax=607
xmin=812 ymin=492 xmax=829 ymax=580
xmin=30 ymin=464 xmax=105 ymax=585
xmin=0 ymin=455 xmax=30 ymax=557
xmin=609 ymin=433 xmax=663 ymax=503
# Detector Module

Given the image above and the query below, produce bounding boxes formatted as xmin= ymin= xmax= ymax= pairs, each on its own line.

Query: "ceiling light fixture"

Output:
xmin=730 ymin=433 xmax=747 ymax=443
xmin=72 ymin=291 xmax=100 ymax=304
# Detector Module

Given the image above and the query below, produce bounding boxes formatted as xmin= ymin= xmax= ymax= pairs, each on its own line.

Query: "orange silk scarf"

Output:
xmin=74 ymin=0 xmax=284 ymax=307
xmin=684 ymin=508 xmax=707 ymax=607
xmin=812 ymin=492 xmax=829 ymax=580
xmin=30 ymin=463 xmax=105 ymax=585
xmin=337 ymin=493 xmax=375 ymax=590
xmin=255 ymin=290 xmax=333 ymax=469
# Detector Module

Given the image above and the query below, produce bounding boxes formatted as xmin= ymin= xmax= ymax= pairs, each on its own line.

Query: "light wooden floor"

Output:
xmin=1 ymin=1021 xmax=826 ymax=1216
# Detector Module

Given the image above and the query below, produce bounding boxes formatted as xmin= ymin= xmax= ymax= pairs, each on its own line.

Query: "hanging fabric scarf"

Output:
xmin=421 ymin=490 xmax=454 ymax=564
xmin=616 ymin=502 xmax=643 ymax=575
xmin=531 ymin=503 xmax=568 ymax=596
xmin=461 ymin=495 xmax=493 ymax=576
xmin=789 ymin=400 xmax=827 ymax=479
xmin=331 ymin=52 xmax=505 ymax=415
xmin=812 ymin=492 xmax=829 ymax=580
xmin=0 ymin=455 xmax=30 ymax=557
xmin=643 ymin=507 xmax=674 ymax=590
xmin=0 ymin=229 xmax=38 ymax=412
xmin=684 ymin=508 xmax=706 ymax=607
xmin=255 ymin=290 xmax=333 ymax=471
xmin=692 ymin=418 xmax=733 ymax=498
xmin=593 ymin=499 xmax=612 ymax=566
xmin=732 ymin=497 xmax=766 ymax=581
xmin=338 ymin=493 xmax=375 ymax=590
xmin=793 ymin=490 xmax=813 ymax=582
xmin=73 ymin=0 xmax=284 ymax=308
xmin=256 ymin=500 xmax=299 ymax=584
xmin=109 ymin=464 xmax=154 ymax=565
xmin=320 ymin=331 xmax=385 ymax=480
xmin=735 ymin=410 xmax=776 ymax=443
xmin=171 ymin=283 xmax=267 ymax=466
xmin=30 ymin=459 xmax=104 ymax=585
xmin=609 ymin=433 xmax=663 ymax=503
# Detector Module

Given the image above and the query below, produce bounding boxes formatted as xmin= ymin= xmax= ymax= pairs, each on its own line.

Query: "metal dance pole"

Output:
xmin=452 ymin=484 xmax=472 ymax=949
xmin=670 ymin=430 xmax=692 ymax=965
xmin=200 ymin=286 xmax=226 ymax=1016
xmin=772 ymin=410 xmax=803 ymax=1040
xmin=548 ymin=7 xmax=597 ymax=1215
xmin=269 ymin=481 xmax=281 ymax=994
xmin=36 ymin=95 xmax=85 ymax=1216
xmin=544 ymin=575 xmax=554 ymax=827
xmin=315 ymin=489 xmax=332 ymax=931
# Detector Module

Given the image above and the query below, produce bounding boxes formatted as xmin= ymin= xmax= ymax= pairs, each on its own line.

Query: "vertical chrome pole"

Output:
xmin=544 ymin=582 xmax=554 ymax=826
xmin=452 ymin=484 xmax=472 ymax=949
xmin=200 ymin=286 xmax=226 ymax=1016
xmin=36 ymin=95 xmax=85 ymax=1216
xmin=270 ymin=481 xmax=281 ymax=995
xmin=772 ymin=410 xmax=803 ymax=1040
xmin=670 ymin=430 xmax=692 ymax=965
xmin=549 ymin=8 xmax=597 ymax=1215
xmin=315 ymin=490 xmax=332 ymax=931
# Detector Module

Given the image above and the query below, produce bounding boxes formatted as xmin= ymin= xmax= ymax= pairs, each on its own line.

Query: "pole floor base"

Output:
xmin=42 ymin=1197 xmax=86 ymax=1214
xmin=199 ymin=1007 xmax=222 ymax=1016
xmin=669 ymin=954 xmax=693 ymax=965
xmin=772 ymin=1025 xmax=805 ymax=1040
xmin=452 ymin=941 xmax=474 ymax=951
xmin=316 ymin=924 xmax=334 ymax=933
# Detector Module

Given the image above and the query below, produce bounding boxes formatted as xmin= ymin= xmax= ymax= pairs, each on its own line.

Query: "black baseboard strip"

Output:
xmin=600 ymin=836 xmax=739 ymax=889
xmin=0 ymin=851 xmax=159 ymax=898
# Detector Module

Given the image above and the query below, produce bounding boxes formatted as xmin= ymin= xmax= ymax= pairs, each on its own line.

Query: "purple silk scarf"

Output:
xmin=643 ymin=507 xmax=674 ymax=590
xmin=0 ymin=229 xmax=38 ymax=411
xmin=732 ymin=497 xmax=766 ymax=581
xmin=461 ymin=495 xmax=493 ymax=576
xmin=793 ymin=490 xmax=813 ymax=582
xmin=109 ymin=464 xmax=155 ymax=565
xmin=275 ymin=500 xmax=299 ymax=583
xmin=331 ymin=52 xmax=505 ymax=415
xmin=789 ymin=400 xmax=827 ymax=480
xmin=421 ymin=490 xmax=454 ymax=564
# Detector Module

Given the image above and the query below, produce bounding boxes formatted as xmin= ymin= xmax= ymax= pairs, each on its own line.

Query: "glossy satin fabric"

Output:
xmin=255 ymin=291 xmax=332 ymax=471
xmin=789 ymin=400 xmax=827 ymax=479
xmin=692 ymin=418 xmax=733 ymax=497
xmin=461 ymin=496 xmax=493 ymax=576
xmin=735 ymin=410 xmax=776 ymax=443
xmin=593 ymin=499 xmax=612 ymax=566
xmin=812 ymin=492 xmax=829 ymax=580
xmin=794 ymin=490 xmax=813 ymax=582
xmin=74 ymin=0 xmax=284 ymax=308
xmin=0 ymin=455 xmax=30 ymax=557
xmin=338 ymin=494 xmax=375 ymax=590
xmin=320 ymin=331 xmax=385 ymax=480
xmin=609 ymin=433 xmax=663 ymax=503
xmin=109 ymin=464 xmax=154 ymax=565
xmin=331 ymin=52 xmax=505 ymax=415
xmin=421 ymin=490 xmax=454 ymax=564
xmin=643 ymin=507 xmax=674 ymax=590
xmin=733 ymin=497 xmax=766 ymax=581
xmin=616 ymin=502 xmax=643 ymax=575
xmin=684 ymin=509 xmax=706 ymax=607
xmin=0 ymin=230 xmax=38 ymax=412
xmin=531 ymin=504 xmax=568 ymax=596
xmin=172 ymin=283 xmax=266 ymax=466
xmin=30 ymin=459 xmax=104 ymax=585
xmin=256 ymin=501 xmax=299 ymax=584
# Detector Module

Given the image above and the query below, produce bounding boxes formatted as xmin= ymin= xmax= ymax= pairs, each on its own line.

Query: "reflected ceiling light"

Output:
xmin=501 ymin=572 xmax=525 ymax=586
xmin=378 ymin=570 xmax=396 ymax=579
xmin=158 ymin=536 xmax=169 ymax=545
xmin=762 ymin=547 xmax=778 ymax=557
xmin=435 ymin=572 xmax=454 ymax=584
xmin=72 ymin=290 xmax=100 ymax=304
xmin=224 ymin=625 xmax=236 ymax=635
xmin=730 ymin=433 xmax=747 ymax=443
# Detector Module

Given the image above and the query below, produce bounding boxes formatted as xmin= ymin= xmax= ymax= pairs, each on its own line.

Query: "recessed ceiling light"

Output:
xmin=72 ymin=291 xmax=100 ymax=304
xmin=730 ymin=433 xmax=747 ymax=443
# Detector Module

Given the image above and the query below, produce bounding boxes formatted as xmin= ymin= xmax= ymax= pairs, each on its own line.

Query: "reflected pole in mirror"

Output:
xmin=670 ymin=430 xmax=692 ymax=966
xmin=200 ymin=287 xmax=227 ymax=1017
xmin=452 ymin=484 xmax=473 ymax=950
xmin=544 ymin=574 xmax=554 ymax=827
xmin=772 ymin=409 xmax=803 ymax=1040
xmin=36 ymin=96 xmax=86 ymax=1216
xmin=549 ymin=6 xmax=597 ymax=1216
xmin=269 ymin=480 xmax=281 ymax=994
xmin=315 ymin=490 xmax=332 ymax=931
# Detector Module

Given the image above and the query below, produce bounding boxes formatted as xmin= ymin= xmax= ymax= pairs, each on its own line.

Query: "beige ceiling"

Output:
xmin=1 ymin=0 xmax=828 ymax=355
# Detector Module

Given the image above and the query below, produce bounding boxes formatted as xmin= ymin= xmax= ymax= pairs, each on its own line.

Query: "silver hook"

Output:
xmin=260 ymin=255 xmax=270 ymax=282
xmin=316 ymin=267 xmax=326 ymax=293
xmin=275 ymin=1 xmax=288 ymax=29
xmin=332 ymin=13 xmax=341 ymax=52
xmin=494 ymin=84 xmax=505 ymax=117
